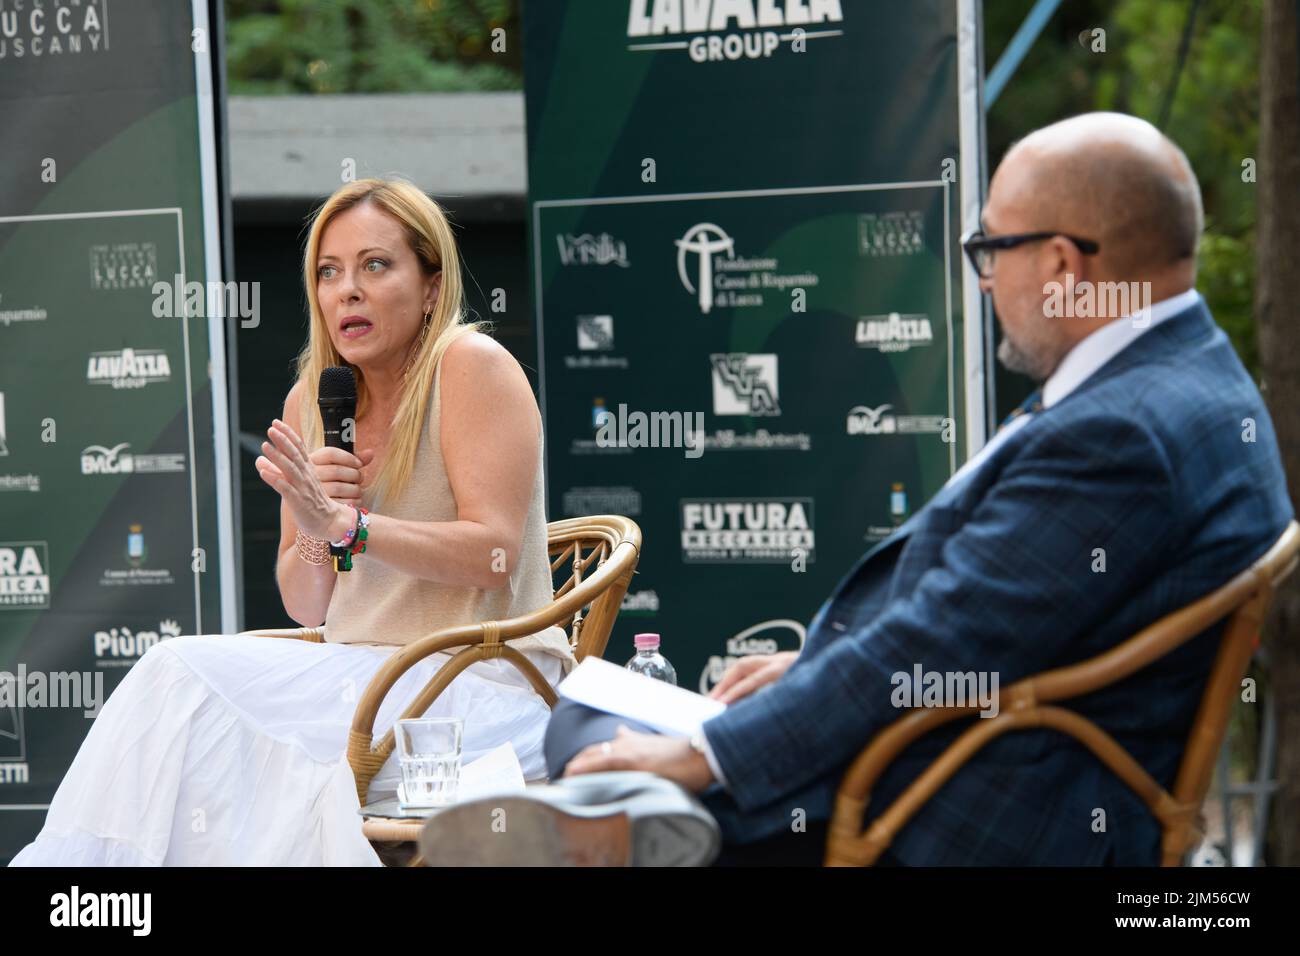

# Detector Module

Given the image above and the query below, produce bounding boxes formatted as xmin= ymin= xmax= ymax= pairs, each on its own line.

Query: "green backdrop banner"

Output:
xmin=0 ymin=0 xmax=235 ymax=860
xmin=524 ymin=1 xmax=981 ymax=688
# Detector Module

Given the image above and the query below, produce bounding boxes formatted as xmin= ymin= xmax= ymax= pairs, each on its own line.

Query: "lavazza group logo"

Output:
xmin=86 ymin=347 xmax=171 ymax=389
xmin=676 ymin=223 xmax=818 ymax=315
xmin=626 ymin=0 xmax=844 ymax=62
xmin=855 ymin=312 xmax=934 ymax=352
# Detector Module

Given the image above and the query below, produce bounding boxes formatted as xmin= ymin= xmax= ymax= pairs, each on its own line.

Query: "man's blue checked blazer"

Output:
xmin=699 ymin=298 xmax=1293 ymax=865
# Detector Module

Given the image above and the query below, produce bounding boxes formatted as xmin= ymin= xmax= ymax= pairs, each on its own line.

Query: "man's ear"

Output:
xmin=1047 ymin=235 xmax=1087 ymax=286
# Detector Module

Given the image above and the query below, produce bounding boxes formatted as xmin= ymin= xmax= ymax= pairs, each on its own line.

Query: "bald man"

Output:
xmin=419 ymin=113 xmax=1293 ymax=867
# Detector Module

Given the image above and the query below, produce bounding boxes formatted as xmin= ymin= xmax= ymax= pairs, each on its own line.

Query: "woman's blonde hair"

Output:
xmin=295 ymin=177 xmax=482 ymax=506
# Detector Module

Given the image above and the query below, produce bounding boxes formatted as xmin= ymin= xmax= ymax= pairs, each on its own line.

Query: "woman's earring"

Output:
xmin=404 ymin=310 xmax=433 ymax=379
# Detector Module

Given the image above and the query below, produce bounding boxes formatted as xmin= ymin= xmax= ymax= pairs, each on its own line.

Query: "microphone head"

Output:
xmin=318 ymin=366 xmax=357 ymax=405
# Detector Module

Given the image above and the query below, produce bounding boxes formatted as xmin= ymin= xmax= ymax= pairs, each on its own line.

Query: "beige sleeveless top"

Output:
xmin=323 ymin=359 xmax=575 ymax=674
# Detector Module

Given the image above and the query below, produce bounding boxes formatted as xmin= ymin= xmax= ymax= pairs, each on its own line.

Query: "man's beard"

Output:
xmin=997 ymin=334 xmax=1053 ymax=382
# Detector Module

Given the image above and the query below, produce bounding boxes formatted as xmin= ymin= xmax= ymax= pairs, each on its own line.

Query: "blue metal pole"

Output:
xmin=984 ymin=0 xmax=1066 ymax=107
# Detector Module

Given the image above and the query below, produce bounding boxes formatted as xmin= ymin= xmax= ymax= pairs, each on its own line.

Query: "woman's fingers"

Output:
xmin=265 ymin=425 xmax=366 ymax=514
xmin=308 ymin=464 xmax=360 ymax=485
xmin=254 ymin=459 xmax=290 ymax=496
xmin=311 ymin=446 xmax=363 ymax=469
xmin=319 ymin=482 xmax=361 ymax=500
xmin=266 ymin=424 xmax=312 ymax=484
xmin=253 ymin=463 xmax=289 ymax=496
xmin=268 ymin=420 xmax=306 ymax=462
xmin=273 ymin=418 xmax=313 ymax=460
xmin=254 ymin=456 xmax=285 ymax=483
xmin=259 ymin=437 xmax=296 ymax=481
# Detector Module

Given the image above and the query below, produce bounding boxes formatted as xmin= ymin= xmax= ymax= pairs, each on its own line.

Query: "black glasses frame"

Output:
xmin=960 ymin=229 xmax=1100 ymax=277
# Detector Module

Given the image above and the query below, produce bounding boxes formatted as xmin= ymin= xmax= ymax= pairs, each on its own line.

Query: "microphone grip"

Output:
xmin=318 ymin=398 xmax=356 ymax=569
xmin=319 ymin=400 xmax=355 ymax=457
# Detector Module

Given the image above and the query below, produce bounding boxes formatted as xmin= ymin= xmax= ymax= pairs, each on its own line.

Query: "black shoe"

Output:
xmin=416 ymin=771 xmax=721 ymax=867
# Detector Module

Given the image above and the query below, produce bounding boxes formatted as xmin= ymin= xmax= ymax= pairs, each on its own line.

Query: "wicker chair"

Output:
xmin=240 ymin=514 xmax=641 ymax=864
xmin=824 ymin=520 xmax=1300 ymax=867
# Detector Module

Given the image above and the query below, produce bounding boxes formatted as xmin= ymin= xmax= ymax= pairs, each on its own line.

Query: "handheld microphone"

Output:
xmin=318 ymin=366 xmax=358 ymax=570
xmin=318 ymin=365 xmax=357 ymax=455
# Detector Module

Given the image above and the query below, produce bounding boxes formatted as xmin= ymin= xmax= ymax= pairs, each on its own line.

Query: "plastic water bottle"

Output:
xmin=625 ymin=633 xmax=677 ymax=685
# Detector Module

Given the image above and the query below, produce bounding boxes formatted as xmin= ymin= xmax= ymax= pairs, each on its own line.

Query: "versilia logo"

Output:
xmin=627 ymin=0 xmax=844 ymax=62
xmin=556 ymin=233 xmax=629 ymax=267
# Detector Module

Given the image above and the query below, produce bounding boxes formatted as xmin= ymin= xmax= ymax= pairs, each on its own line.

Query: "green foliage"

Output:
xmin=223 ymin=0 xmax=522 ymax=94
xmin=985 ymin=0 xmax=1262 ymax=376
xmin=225 ymin=1 xmax=1262 ymax=371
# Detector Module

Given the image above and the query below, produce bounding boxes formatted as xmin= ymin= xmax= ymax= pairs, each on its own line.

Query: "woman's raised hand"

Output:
xmin=254 ymin=419 xmax=356 ymax=541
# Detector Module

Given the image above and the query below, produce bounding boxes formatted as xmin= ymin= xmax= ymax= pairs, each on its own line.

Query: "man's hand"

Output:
xmin=707 ymin=651 xmax=799 ymax=704
xmin=564 ymin=726 xmax=715 ymax=793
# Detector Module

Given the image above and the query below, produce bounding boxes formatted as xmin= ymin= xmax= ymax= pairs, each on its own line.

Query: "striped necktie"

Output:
xmin=998 ymin=388 xmax=1042 ymax=431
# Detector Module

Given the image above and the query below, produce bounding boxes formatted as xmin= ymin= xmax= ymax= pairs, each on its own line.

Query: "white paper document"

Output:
xmin=557 ymin=656 xmax=727 ymax=737
xmin=458 ymin=741 xmax=528 ymax=801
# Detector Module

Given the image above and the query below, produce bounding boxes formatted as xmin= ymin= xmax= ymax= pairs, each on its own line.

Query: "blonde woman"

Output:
xmin=10 ymin=179 xmax=573 ymax=866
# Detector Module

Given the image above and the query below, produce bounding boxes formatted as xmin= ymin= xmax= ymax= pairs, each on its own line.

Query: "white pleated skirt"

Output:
xmin=8 ymin=633 xmax=563 ymax=866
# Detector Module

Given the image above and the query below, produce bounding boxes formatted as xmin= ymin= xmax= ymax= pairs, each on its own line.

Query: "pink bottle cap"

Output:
xmin=633 ymin=633 xmax=660 ymax=651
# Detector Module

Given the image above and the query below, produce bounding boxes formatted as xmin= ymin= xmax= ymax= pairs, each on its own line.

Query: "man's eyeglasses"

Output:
xmin=960 ymin=229 xmax=1100 ymax=278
